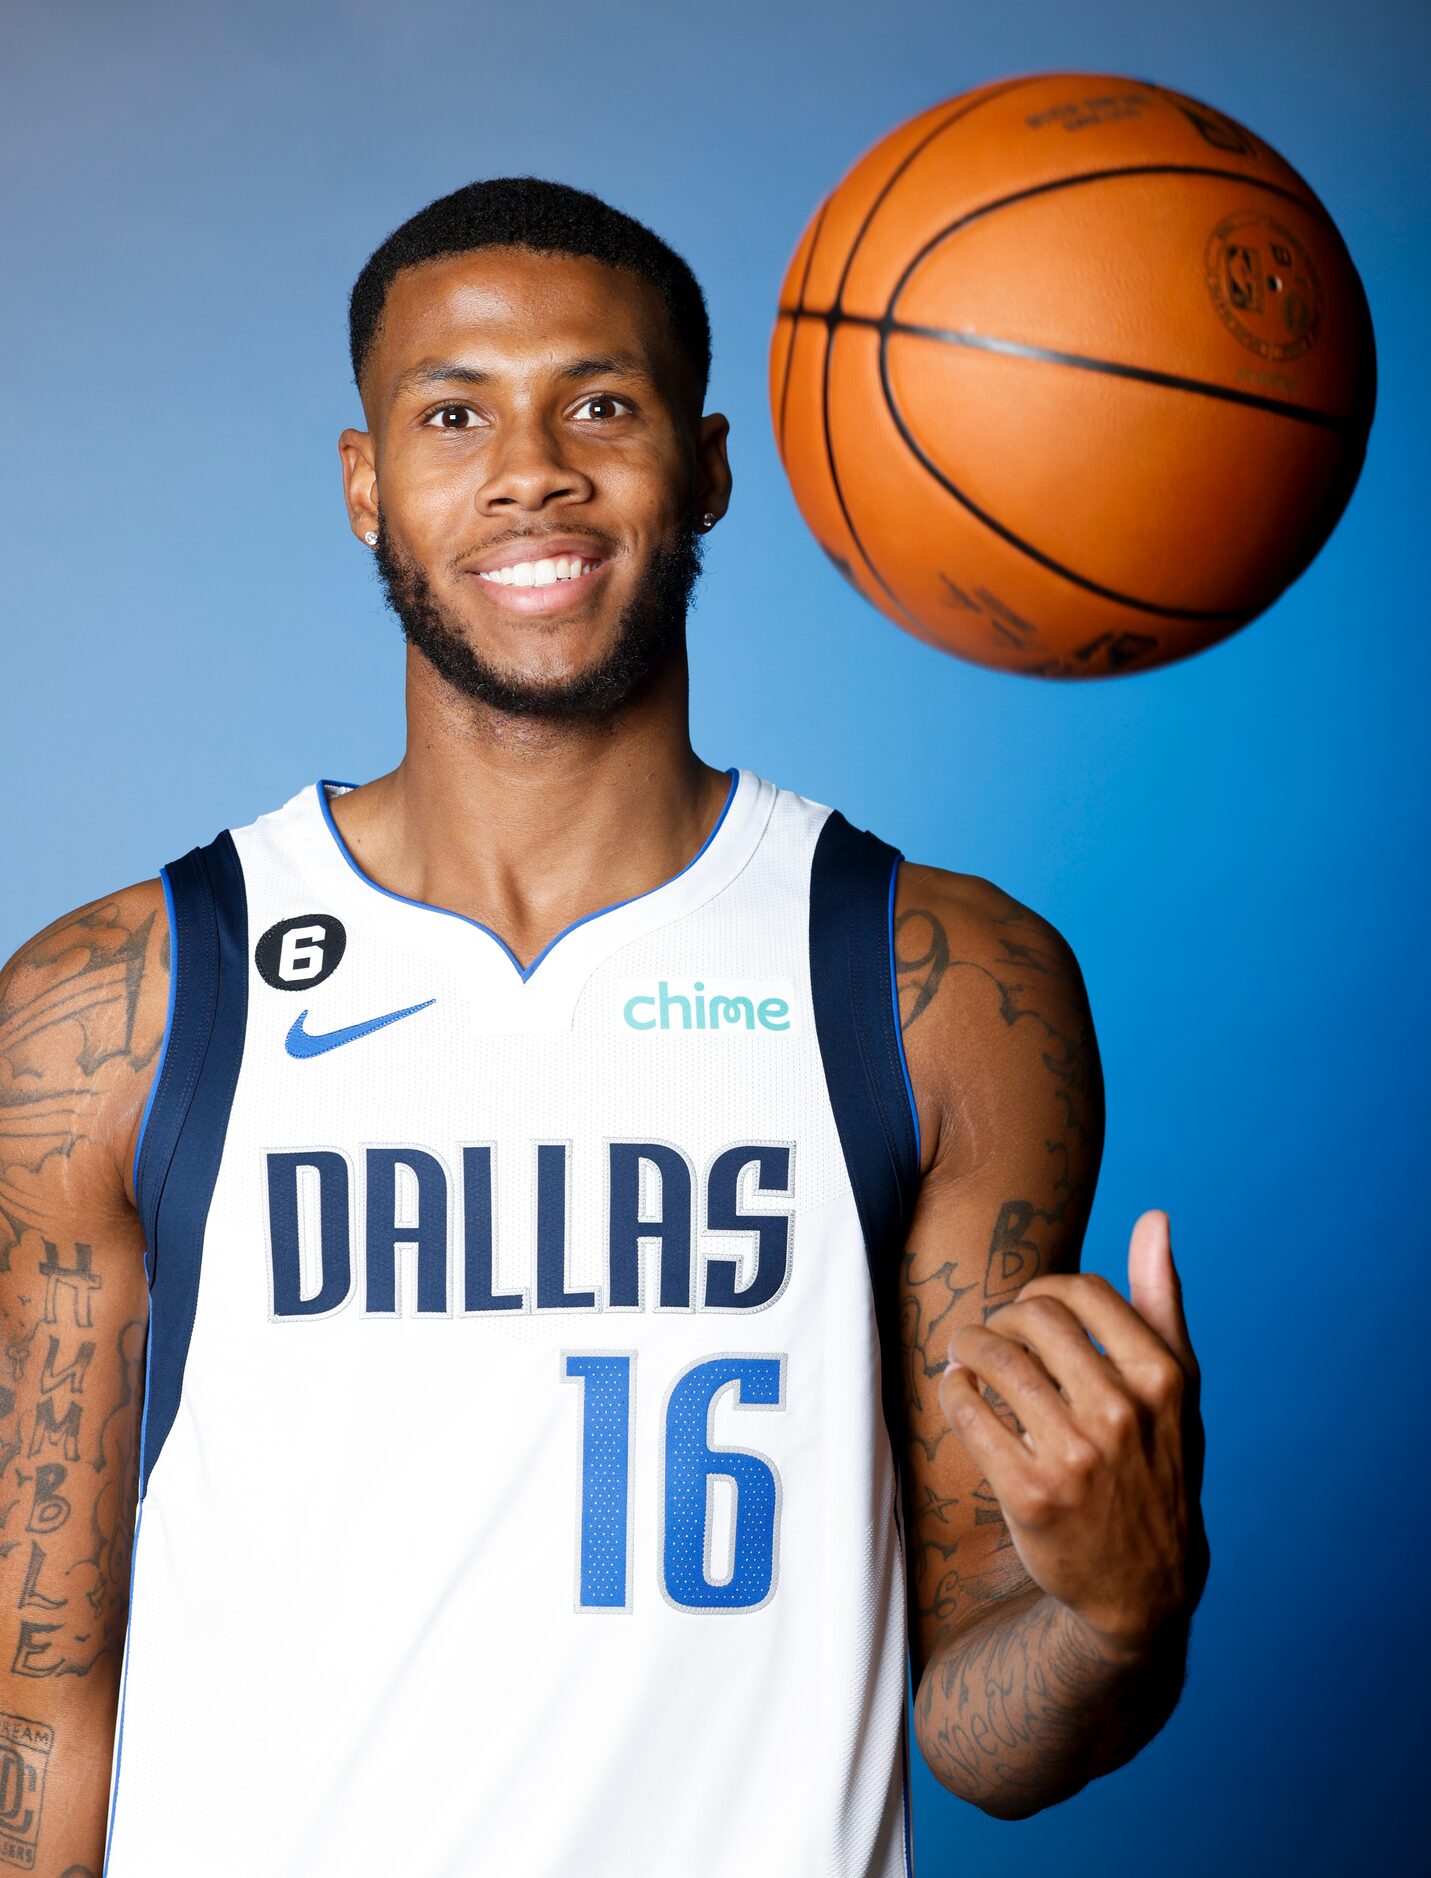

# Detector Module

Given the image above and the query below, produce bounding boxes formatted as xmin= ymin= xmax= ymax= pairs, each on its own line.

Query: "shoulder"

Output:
xmin=1 ymin=879 xmax=170 ymax=1217
xmin=894 ymin=862 xmax=1100 ymax=1176
xmin=893 ymin=862 xmax=1085 ymax=1018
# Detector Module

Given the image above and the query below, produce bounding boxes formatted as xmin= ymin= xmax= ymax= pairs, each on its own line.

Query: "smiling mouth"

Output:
xmin=467 ymin=554 xmax=609 ymax=614
xmin=477 ymin=552 xmax=599 ymax=590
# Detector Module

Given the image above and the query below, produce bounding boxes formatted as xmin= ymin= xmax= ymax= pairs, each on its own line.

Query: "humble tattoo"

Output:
xmin=0 ymin=894 xmax=162 ymax=1870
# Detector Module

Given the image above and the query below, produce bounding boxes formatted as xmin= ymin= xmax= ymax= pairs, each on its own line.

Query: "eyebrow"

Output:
xmin=392 ymin=351 xmax=653 ymax=399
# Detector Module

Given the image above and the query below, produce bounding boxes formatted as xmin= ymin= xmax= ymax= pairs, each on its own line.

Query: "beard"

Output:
xmin=373 ymin=519 xmax=704 ymax=720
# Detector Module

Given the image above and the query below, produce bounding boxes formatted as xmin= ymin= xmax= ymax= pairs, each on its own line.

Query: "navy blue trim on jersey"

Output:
xmin=133 ymin=831 xmax=249 ymax=1495
xmin=129 ymin=868 xmax=178 ymax=1194
xmin=809 ymin=812 xmax=921 ymax=1441
xmin=316 ymin=767 xmax=740 ymax=982
xmin=888 ymin=858 xmax=922 ymax=1170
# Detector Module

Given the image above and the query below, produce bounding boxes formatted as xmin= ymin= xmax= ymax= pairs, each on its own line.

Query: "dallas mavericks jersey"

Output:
xmin=105 ymin=769 xmax=922 ymax=1877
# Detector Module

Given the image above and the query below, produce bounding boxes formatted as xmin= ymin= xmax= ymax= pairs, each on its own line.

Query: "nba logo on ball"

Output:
xmin=771 ymin=72 xmax=1376 ymax=677
xmin=1205 ymin=212 xmax=1325 ymax=361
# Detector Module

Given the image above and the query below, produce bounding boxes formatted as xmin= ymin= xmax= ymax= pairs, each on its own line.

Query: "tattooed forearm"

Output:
xmin=916 ymin=1588 xmax=1187 ymax=1816
xmin=0 ymin=890 xmax=161 ymax=1870
xmin=899 ymin=1252 xmax=977 ymax=1463
xmin=895 ymin=869 xmax=1123 ymax=1810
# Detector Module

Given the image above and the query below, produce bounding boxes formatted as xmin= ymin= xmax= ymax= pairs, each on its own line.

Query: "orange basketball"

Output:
xmin=770 ymin=73 xmax=1377 ymax=677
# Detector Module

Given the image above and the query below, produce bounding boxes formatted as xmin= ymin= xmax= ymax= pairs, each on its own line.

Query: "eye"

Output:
xmin=424 ymin=403 xmax=484 ymax=430
xmin=571 ymin=394 xmax=632 ymax=422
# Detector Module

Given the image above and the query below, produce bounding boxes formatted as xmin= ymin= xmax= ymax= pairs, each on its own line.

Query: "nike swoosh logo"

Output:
xmin=285 ymin=999 xmax=435 ymax=1059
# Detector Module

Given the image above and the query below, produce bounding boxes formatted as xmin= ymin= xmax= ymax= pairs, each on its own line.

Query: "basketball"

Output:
xmin=770 ymin=73 xmax=1377 ymax=677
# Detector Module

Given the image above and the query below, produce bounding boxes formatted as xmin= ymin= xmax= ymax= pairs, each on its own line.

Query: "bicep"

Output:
xmin=893 ymin=869 xmax=1104 ymax=1677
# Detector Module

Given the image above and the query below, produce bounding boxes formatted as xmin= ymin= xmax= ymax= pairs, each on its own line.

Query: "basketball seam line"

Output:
xmin=873 ymin=327 xmax=1246 ymax=623
xmin=778 ymin=198 xmax=829 ymax=456
xmin=778 ymin=307 xmax=1356 ymax=432
xmin=885 ymin=162 xmax=1335 ymax=307
xmin=813 ymin=76 xmax=1043 ymax=634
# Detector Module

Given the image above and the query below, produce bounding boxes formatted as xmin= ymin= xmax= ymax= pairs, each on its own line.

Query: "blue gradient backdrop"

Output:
xmin=4 ymin=3 xmax=1425 ymax=1871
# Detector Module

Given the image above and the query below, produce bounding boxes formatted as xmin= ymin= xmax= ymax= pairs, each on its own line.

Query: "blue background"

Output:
xmin=4 ymin=2 xmax=1425 ymax=1870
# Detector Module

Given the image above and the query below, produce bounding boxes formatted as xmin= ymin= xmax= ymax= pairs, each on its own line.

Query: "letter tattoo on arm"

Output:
xmin=893 ymin=870 xmax=1145 ymax=1818
xmin=0 ymin=887 xmax=165 ymax=1869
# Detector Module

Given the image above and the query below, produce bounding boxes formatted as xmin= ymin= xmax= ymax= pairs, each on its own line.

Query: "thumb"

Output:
xmin=1127 ymin=1209 xmax=1196 ymax=1372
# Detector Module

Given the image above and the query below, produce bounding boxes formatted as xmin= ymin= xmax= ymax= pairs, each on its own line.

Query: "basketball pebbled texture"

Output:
xmin=770 ymin=73 xmax=1377 ymax=677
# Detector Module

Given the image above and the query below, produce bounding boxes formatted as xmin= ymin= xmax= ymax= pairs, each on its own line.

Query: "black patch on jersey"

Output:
xmin=255 ymin=914 xmax=347 ymax=991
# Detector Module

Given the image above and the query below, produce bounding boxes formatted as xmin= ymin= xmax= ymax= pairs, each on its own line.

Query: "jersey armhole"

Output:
xmin=132 ymin=830 xmax=249 ymax=1494
xmin=130 ymin=867 xmax=179 ymax=1236
xmin=808 ymin=811 xmax=922 ymax=1440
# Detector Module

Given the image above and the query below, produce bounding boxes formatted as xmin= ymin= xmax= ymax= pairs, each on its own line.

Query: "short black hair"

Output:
xmin=348 ymin=176 xmax=711 ymax=404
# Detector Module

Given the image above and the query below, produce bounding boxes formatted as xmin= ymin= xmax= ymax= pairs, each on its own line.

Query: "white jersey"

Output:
xmin=105 ymin=769 xmax=923 ymax=1878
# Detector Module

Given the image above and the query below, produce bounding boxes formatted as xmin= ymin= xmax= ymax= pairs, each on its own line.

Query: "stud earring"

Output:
xmin=363 ymin=530 xmax=379 ymax=547
xmin=699 ymin=512 xmax=717 ymax=532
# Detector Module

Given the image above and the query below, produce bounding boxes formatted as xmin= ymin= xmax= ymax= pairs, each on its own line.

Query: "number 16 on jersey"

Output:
xmin=563 ymin=1353 xmax=787 ymax=1613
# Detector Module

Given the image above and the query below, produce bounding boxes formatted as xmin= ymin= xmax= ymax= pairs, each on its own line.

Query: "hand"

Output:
xmin=938 ymin=1210 xmax=1208 ymax=1664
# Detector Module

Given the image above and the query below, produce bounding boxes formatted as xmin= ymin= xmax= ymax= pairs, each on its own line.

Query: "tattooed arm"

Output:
xmin=895 ymin=865 xmax=1205 ymax=1819
xmin=0 ymin=887 xmax=166 ymax=1874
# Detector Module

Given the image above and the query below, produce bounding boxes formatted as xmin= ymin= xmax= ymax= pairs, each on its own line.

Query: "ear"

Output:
xmin=338 ymin=427 xmax=379 ymax=543
xmin=693 ymin=411 xmax=732 ymax=527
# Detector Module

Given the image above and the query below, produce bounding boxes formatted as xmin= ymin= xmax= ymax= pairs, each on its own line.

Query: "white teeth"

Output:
xmin=478 ymin=556 xmax=595 ymax=589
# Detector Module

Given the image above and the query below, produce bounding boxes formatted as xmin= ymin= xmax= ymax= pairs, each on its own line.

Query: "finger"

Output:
xmin=982 ymin=1295 xmax=1121 ymax=1418
xmin=948 ymin=1323 xmax=1074 ymax=1449
xmin=1127 ymin=1209 xmax=1197 ymax=1374
xmin=1017 ymin=1271 xmax=1189 ymax=1406
xmin=938 ymin=1361 xmax=1036 ymax=1497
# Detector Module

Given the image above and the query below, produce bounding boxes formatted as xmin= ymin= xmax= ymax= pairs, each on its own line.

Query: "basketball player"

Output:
xmin=0 ymin=180 xmax=1207 ymax=1876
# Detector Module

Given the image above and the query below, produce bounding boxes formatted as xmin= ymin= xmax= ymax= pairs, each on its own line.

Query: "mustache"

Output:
xmin=441 ymin=525 xmax=624 ymax=574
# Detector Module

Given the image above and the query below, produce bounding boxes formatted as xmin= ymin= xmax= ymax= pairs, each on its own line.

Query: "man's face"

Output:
xmin=340 ymin=248 xmax=729 ymax=717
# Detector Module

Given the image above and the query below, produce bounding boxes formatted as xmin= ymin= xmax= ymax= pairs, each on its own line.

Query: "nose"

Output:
xmin=477 ymin=407 xmax=594 ymax=514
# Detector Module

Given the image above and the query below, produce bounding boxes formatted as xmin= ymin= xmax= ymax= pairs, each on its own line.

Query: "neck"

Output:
xmin=328 ymin=642 xmax=730 ymax=968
